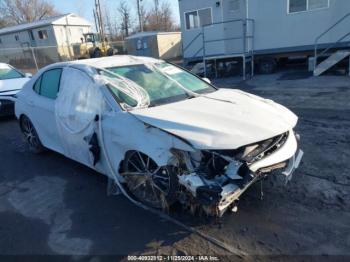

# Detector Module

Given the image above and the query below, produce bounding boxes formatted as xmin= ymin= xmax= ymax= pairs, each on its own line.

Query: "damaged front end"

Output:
xmin=172 ymin=131 xmax=303 ymax=217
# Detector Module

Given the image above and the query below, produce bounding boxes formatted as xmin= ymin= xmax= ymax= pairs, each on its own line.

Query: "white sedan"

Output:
xmin=0 ymin=63 xmax=32 ymax=116
xmin=15 ymin=56 xmax=303 ymax=216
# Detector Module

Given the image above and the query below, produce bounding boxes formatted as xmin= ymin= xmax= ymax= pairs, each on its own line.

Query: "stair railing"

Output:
xmin=314 ymin=12 xmax=350 ymax=72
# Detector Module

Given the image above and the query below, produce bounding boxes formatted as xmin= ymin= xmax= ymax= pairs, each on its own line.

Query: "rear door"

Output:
xmin=30 ymin=68 xmax=63 ymax=153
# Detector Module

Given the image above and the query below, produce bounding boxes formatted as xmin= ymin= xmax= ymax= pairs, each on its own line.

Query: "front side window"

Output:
xmin=100 ymin=63 xmax=216 ymax=109
xmin=34 ymin=69 xmax=62 ymax=99
xmin=0 ymin=64 xmax=24 ymax=80
xmin=56 ymin=68 xmax=105 ymax=132
xmin=288 ymin=0 xmax=329 ymax=13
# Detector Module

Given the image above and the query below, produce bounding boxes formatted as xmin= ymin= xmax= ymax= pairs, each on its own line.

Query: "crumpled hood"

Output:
xmin=131 ymin=89 xmax=298 ymax=150
xmin=0 ymin=77 xmax=30 ymax=96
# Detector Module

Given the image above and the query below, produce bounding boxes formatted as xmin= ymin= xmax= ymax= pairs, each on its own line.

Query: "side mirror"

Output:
xmin=25 ymin=73 xmax=33 ymax=78
xmin=202 ymin=77 xmax=211 ymax=84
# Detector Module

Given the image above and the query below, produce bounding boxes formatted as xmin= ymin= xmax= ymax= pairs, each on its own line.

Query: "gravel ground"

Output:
xmin=0 ymin=70 xmax=349 ymax=260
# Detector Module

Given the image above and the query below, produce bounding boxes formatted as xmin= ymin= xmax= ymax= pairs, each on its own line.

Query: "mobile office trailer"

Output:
xmin=179 ymin=0 xmax=350 ymax=77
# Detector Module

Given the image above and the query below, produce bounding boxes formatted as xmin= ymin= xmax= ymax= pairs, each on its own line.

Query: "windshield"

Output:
xmin=85 ymin=34 xmax=100 ymax=43
xmin=0 ymin=64 xmax=24 ymax=80
xmin=99 ymin=62 xmax=216 ymax=108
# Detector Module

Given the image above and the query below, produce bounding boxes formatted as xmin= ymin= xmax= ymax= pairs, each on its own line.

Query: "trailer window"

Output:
xmin=289 ymin=0 xmax=307 ymax=13
xmin=185 ymin=8 xmax=212 ymax=30
xmin=198 ymin=8 xmax=212 ymax=27
xmin=185 ymin=11 xmax=199 ymax=30
xmin=308 ymin=0 xmax=329 ymax=10
xmin=38 ymin=30 xmax=48 ymax=40
xmin=288 ymin=0 xmax=329 ymax=13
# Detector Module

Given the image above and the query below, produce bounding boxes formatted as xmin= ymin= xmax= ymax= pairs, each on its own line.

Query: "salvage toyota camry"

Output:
xmin=15 ymin=56 xmax=303 ymax=216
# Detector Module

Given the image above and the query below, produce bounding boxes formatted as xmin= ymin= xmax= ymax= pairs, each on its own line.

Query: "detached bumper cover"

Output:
xmin=282 ymin=149 xmax=304 ymax=183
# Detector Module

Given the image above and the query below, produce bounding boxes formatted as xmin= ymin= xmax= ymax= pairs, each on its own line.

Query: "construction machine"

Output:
xmin=72 ymin=33 xmax=117 ymax=59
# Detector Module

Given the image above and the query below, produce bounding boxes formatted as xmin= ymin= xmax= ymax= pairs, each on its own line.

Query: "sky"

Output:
xmin=51 ymin=0 xmax=181 ymax=27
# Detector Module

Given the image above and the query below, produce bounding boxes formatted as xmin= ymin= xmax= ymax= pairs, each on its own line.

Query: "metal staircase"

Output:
xmin=314 ymin=50 xmax=350 ymax=76
xmin=182 ymin=19 xmax=255 ymax=80
xmin=314 ymin=13 xmax=350 ymax=76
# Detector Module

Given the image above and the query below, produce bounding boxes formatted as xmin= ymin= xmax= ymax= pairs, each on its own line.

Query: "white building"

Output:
xmin=0 ymin=13 xmax=92 ymax=67
xmin=0 ymin=13 xmax=92 ymax=48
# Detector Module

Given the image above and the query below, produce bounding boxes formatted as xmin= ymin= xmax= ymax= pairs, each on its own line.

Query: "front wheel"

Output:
xmin=20 ymin=116 xmax=45 ymax=153
xmin=107 ymin=48 xmax=117 ymax=56
xmin=122 ymin=151 xmax=178 ymax=209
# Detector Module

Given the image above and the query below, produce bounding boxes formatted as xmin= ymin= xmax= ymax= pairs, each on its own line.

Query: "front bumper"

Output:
xmin=217 ymin=149 xmax=303 ymax=216
xmin=217 ymin=132 xmax=304 ymax=216
xmin=0 ymin=99 xmax=15 ymax=116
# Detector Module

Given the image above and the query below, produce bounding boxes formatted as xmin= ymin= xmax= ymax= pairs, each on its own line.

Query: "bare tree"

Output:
xmin=0 ymin=18 xmax=10 ymax=28
xmin=159 ymin=1 xmax=173 ymax=31
xmin=118 ymin=1 xmax=132 ymax=37
xmin=104 ymin=7 xmax=120 ymax=40
xmin=146 ymin=0 xmax=174 ymax=31
xmin=0 ymin=0 xmax=58 ymax=26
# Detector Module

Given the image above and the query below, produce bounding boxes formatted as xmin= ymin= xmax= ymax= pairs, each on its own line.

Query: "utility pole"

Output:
xmin=93 ymin=9 xmax=99 ymax=33
xmin=136 ymin=0 xmax=143 ymax=32
xmin=94 ymin=0 xmax=105 ymax=41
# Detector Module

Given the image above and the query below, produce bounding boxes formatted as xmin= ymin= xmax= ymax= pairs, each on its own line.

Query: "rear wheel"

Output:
xmin=20 ymin=116 xmax=45 ymax=153
xmin=122 ymin=151 xmax=178 ymax=209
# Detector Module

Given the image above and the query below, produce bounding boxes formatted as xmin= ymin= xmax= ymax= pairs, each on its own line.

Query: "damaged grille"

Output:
xmin=212 ymin=132 xmax=289 ymax=164
xmin=243 ymin=132 xmax=289 ymax=163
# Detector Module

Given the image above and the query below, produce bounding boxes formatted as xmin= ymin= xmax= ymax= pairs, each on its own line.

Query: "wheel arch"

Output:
xmin=117 ymin=147 xmax=174 ymax=175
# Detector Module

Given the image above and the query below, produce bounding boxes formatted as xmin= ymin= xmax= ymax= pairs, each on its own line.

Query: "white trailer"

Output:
xmin=179 ymin=0 xmax=350 ymax=77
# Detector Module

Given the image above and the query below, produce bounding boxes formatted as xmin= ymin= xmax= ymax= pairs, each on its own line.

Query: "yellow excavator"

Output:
xmin=72 ymin=33 xmax=117 ymax=59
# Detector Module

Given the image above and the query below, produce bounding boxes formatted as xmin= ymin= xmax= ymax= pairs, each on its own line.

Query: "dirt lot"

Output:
xmin=0 ymin=69 xmax=349 ymax=260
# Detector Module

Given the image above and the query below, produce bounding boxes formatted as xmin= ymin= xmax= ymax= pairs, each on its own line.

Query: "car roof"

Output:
xmin=46 ymin=55 xmax=161 ymax=69
xmin=70 ymin=55 xmax=162 ymax=68
xmin=36 ymin=55 xmax=163 ymax=77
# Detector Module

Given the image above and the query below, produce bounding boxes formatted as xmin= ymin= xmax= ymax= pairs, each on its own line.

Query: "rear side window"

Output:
xmin=33 ymin=69 xmax=62 ymax=99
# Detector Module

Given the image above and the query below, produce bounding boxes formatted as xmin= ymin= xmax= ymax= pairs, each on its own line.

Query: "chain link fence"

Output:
xmin=0 ymin=41 xmax=126 ymax=74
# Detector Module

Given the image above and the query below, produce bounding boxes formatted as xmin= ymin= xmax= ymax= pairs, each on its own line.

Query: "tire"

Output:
xmin=92 ymin=49 xmax=102 ymax=58
xmin=122 ymin=151 xmax=178 ymax=209
xmin=258 ymin=59 xmax=277 ymax=74
xmin=107 ymin=48 xmax=116 ymax=56
xmin=20 ymin=115 xmax=45 ymax=154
